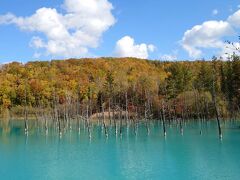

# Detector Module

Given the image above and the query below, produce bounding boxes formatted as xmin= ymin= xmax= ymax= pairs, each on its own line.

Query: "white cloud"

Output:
xmin=0 ymin=0 xmax=115 ymax=58
xmin=182 ymin=21 xmax=233 ymax=58
xmin=212 ymin=9 xmax=218 ymax=15
xmin=0 ymin=13 xmax=15 ymax=24
xmin=148 ymin=44 xmax=156 ymax=52
xmin=33 ymin=52 xmax=41 ymax=59
xmin=114 ymin=36 xmax=155 ymax=59
xmin=160 ymin=54 xmax=177 ymax=61
xmin=228 ymin=10 xmax=240 ymax=27
xmin=30 ymin=36 xmax=45 ymax=49
xmin=181 ymin=9 xmax=240 ymax=59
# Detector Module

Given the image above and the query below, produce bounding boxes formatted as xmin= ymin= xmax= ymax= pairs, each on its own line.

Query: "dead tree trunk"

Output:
xmin=162 ymin=100 xmax=167 ymax=137
xmin=212 ymin=85 xmax=222 ymax=139
xmin=86 ymin=100 xmax=91 ymax=139
xmin=24 ymin=80 xmax=28 ymax=134
xmin=125 ymin=91 xmax=129 ymax=121
xmin=212 ymin=60 xmax=222 ymax=139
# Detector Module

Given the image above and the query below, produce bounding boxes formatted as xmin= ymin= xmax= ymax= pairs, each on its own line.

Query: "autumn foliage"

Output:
xmin=0 ymin=57 xmax=239 ymax=120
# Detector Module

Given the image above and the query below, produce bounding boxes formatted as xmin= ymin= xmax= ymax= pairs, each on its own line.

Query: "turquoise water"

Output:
xmin=0 ymin=120 xmax=240 ymax=180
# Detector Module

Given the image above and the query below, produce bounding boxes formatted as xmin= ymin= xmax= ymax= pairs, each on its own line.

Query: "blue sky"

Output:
xmin=0 ymin=0 xmax=240 ymax=63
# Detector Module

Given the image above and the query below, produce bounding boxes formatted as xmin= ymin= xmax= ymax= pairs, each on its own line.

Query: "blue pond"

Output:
xmin=0 ymin=120 xmax=240 ymax=180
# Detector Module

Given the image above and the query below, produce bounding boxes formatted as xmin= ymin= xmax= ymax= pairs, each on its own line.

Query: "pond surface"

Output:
xmin=0 ymin=120 xmax=240 ymax=180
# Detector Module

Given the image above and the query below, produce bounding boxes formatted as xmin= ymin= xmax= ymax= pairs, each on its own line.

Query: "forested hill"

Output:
xmin=0 ymin=57 xmax=240 ymax=120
